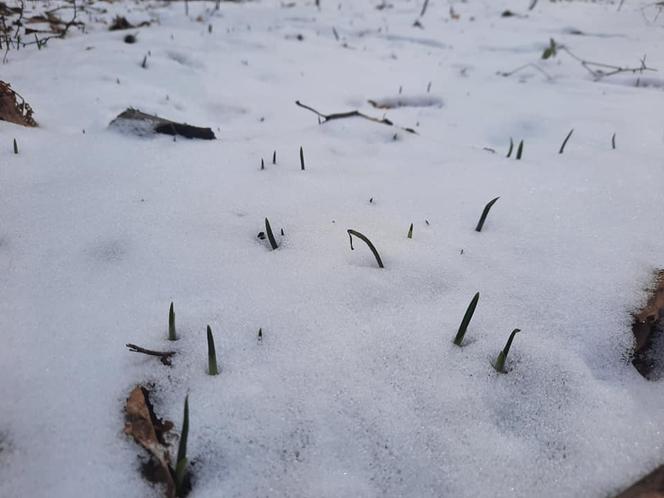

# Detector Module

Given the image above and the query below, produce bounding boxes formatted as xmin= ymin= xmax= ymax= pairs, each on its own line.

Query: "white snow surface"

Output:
xmin=1 ymin=0 xmax=664 ymax=497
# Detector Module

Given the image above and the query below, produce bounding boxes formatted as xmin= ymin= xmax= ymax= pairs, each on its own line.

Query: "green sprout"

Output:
xmin=265 ymin=218 xmax=279 ymax=250
xmin=257 ymin=328 xmax=263 ymax=343
xmin=347 ymin=229 xmax=384 ymax=268
xmin=13 ymin=139 xmax=18 ymax=154
xmin=611 ymin=132 xmax=616 ymax=150
xmin=168 ymin=302 xmax=177 ymax=341
xmin=506 ymin=137 xmax=514 ymax=158
xmin=453 ymin=292 xmax=480 ymax=346
xmin=407 ymin=223 xmax=413 ymax=239
xmin=272 ymin=150 xmax=277 ymax=164
xmin=516 ymin=140 xmax=524 ymax=160
xmin=493 ymin=328 xmax=521 ymax=373
xmin=541 ymin=38 xmax=557 ymax=59
xmin=558 ymin=128 xmax=574 ymax=154
xmin=299 ymin=146 xmax=305 ymax=170
xmin=174 ymin=395 xmax=189 ymax=497
xmin=206 ymin=325 xmax=219 ymax=375
xmin=475 ymin=197 xmax=500 ymax=232
xmin=261 ymin=158 xmax=265 ymax=170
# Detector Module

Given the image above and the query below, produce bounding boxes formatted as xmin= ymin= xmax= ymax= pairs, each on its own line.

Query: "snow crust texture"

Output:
xmin=1 ymin=1 xmax=663 ymax=497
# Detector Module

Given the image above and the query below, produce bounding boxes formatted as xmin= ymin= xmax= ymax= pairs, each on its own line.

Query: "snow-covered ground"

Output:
xmin=1 ymin=0 xmax=664 ymax=496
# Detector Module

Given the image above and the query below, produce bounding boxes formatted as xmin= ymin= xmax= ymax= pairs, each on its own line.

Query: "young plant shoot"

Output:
xmin=207 ymin=325 xmax=219 ymax=375
xmin=493 ymin=328 xmax=521 ymax=373
xmin=174 ymin=395 xmax=189 ymax=497
xmin=168 ymin=302 xmax=177 ymax=341
xmin=475 ymin=197 xmax=500 ymax=232
xmin=516 ymin=140 xmax=524 ymax=160
xmin=265 ymin=218 xmax=279 ymax=250
xmin=453 ymin=292 xmax=480 ymax=346
xmin=347 ymin=229 xmax=384 ymax=268
xmin=407 ymin=223 xmax=414 ymax=239
xmin=559 ymin=129 xmax=574 ymax=154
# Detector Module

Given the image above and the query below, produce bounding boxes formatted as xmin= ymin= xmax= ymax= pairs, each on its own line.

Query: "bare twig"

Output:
xmin=559 ymin=46 xmax=656 ymax=79
xmin=126 ymin=344 xmax=176 ymax=366
xmin=4 ymin=0 xmax=80 ymax=57
xmin=295 ymin=100 xmax=416 ymax=134
xmin=498 ymin=63 xmax=553 ymax=80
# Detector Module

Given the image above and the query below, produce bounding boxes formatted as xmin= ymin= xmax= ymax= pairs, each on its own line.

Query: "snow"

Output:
xmin=0 ymin=0 xmax=663 ymax=497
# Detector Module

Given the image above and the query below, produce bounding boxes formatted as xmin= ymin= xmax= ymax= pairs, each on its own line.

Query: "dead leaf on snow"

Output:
xmin=124 ymin=385 xmax=175 ymax=498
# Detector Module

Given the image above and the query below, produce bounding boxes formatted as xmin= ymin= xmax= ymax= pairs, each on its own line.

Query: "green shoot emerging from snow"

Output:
xmin=453 ymin=292 xmax=480 ymax=346
xmin=174 ymin=395 xmax=189 ymax=497
xmin=516 ymin=140 xmax=524 ymax=160
xmin=407 ymin=223 xmax=413 ymax=239
xmin=299 ymin=146 xmax=305 ymax=170
xmin=493 ymin=328 xmax=521 ymax=373
xmin=506 ymin=137 xmax=513 ymax=158
xmin=541 ymin=38 xmax=557 ymax=59
xmin=168 ymin=302 xmax=177 ymax=341
xmin=347 ymin=229 xmax=384 ymax=268
xmin=206 ymin=325 xmax=219 ymax=375
xmin=611 ymin=132 xmax=616 ymax=150
xmin=265 ymin=218 xmax=279 ymax=250
xmin=559 ymin=128 xmax=574 ymax=154
xmin=13 ymin=139 xmax=18 ymax=154
xmin=475 ymin=197 xmax=500 ymax=232
xmin=258 ymin=328 xmax=263 ymax=343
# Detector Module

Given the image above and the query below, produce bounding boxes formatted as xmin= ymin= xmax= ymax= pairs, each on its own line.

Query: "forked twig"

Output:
xmin=126 ymin=343 xmax=176 ymax=366
xmin=295 ymin=100 xmax=416 ymax=134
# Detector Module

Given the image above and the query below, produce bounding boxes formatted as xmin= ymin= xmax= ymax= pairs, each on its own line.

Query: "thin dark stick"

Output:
xmin=506 ymin=137 xmax=513 ymax=158
xmin=611 ymin=133 xmax=616 ymax=150
xmin=347 ymin=229 xmax=384 ymax=268
xmin=559 ymin=46 xmax=656 ymax=80
xmin=558 ymin=128 xmax=574 ymax=154
xmin=299 ymin=146 xmax=305 ymax=171
xmin=499 ymin=63 xmax=553 ymax=81
xmin=295 ymin=100 xmax=416 ymax=134
xmin=126 ymin=344 xmax=175 ymax=366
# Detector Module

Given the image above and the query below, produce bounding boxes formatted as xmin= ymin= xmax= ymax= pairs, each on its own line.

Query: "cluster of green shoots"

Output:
xmin=167 ymin=303 xmax=221 ymax=376
xmin=506 ymin=138 xmax=524 ymax=159
xmin=453 ymin=292 xmax=522 ymax=373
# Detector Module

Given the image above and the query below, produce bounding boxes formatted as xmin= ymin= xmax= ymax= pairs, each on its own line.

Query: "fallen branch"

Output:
xmin=559 ymin=46 xmax=656 ymax=80
xmin=295 ymin=100 xmax=416 ymax=134
xmin=126 ymin=344 xmax=176 ymax=366
xmin=498 ymin=63 xmax=553 ymax=81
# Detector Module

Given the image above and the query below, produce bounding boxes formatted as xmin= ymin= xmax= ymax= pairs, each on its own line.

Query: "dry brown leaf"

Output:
xmin=0 ymin=82 xmax=37 ymax=127
xmin=124 ymin=386 xmax=175 ymax=498
xmin=614 ymin=465 xmax=664 ymax=498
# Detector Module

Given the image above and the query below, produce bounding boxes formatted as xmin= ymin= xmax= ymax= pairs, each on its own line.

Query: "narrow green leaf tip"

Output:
xmin=453 ymin=292 xmax=480 ymax=346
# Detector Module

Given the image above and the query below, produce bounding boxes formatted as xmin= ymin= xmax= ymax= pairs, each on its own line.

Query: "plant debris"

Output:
xmin=0 ymin=81 xmax=37 ymax=127
xmin=614 ymin=464 xmax=664 ymax=498
xmin=109 ymin=16 xmax=150 ymax=31
xmin=631 ymin=270 xmax=664 ymax=379
xmin=124 ymin=386 xmax=176 ymax=498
